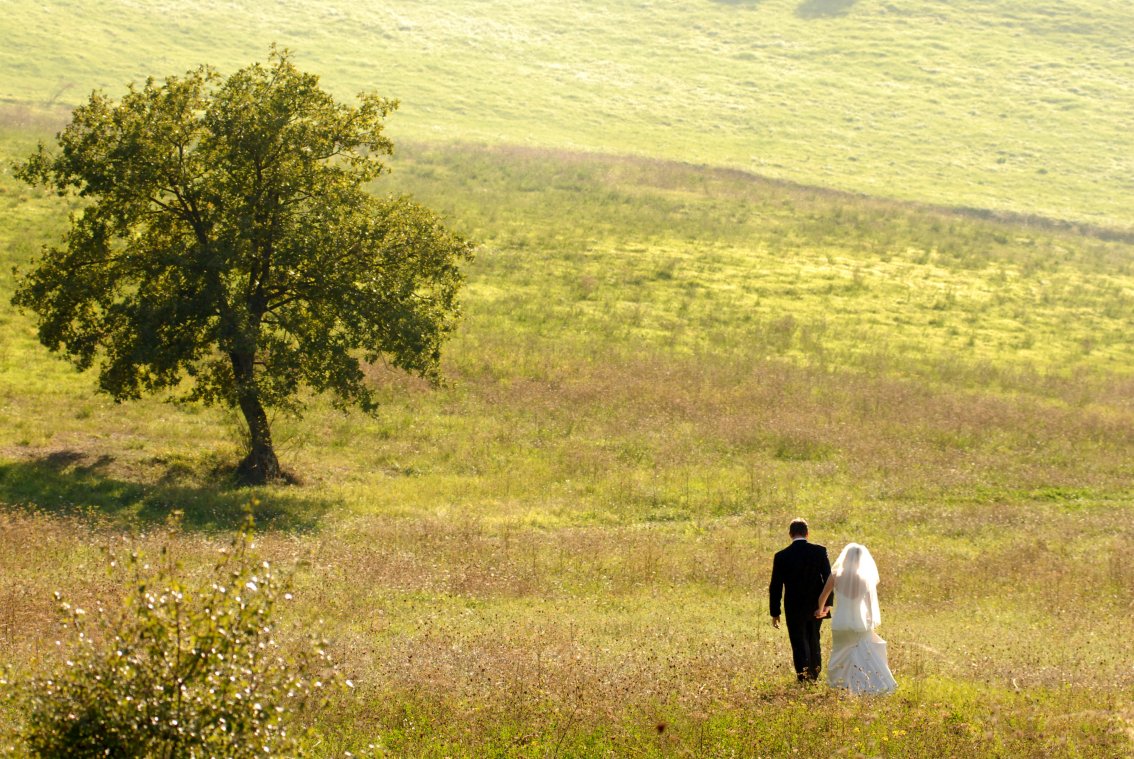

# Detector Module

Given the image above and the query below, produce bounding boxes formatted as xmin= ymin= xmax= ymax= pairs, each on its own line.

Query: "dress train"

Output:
xmin=827 ymin=629 xmax=897 ymax=694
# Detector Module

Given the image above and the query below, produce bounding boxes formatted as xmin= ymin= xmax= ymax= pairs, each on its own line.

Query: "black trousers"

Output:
xmin=785 ymin=614 xmax=823 ymax=678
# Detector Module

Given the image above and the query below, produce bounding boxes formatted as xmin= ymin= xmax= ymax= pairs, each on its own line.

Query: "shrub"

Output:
xmin=4 ymin=518 xmax=335 ymax=757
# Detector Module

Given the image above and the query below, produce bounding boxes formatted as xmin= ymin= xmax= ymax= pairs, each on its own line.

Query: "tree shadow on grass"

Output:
xmin=0 ymin=450 xmax=337 ymax=532
xmin=796 ymin=0 xmax=856 ymax=18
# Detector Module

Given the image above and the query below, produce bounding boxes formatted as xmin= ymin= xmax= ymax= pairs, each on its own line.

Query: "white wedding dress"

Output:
xmin=827 ymin=545 xmax=897 ymax=695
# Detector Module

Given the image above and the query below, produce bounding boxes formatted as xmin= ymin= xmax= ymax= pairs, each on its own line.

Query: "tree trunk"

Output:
xmin=230 ymin=352 xmax=281 ymax=484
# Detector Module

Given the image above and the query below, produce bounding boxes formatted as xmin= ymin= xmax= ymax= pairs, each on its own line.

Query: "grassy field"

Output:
xmin=2 ymin=1 xmax=1134 ymax=754
xmin=2 ymin=101 xmax=1134 ymax=754
xmin=2 ymin=0 xmax=1133 ymax=229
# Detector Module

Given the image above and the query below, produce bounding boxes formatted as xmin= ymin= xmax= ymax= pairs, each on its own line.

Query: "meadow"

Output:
xmin=2 ymin=0 xmax=1134 ymax=755
xmin=2 ymin=0 xmax=1133 ymax=229
xmin=1 ymin=98 xmax=1133 ymax=754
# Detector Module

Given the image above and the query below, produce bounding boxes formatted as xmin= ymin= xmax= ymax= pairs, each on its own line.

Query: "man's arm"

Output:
xmin=769 ymin=553 xmax=783 ymax=624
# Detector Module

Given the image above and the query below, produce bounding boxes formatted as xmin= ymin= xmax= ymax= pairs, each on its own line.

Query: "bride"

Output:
xmin=815 ymin=543 xmax=897 ymax=694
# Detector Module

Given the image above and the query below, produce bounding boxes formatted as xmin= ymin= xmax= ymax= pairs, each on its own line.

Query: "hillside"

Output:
xmin=3 ymin=115 xmax=1134 ymax=752
xmin=2 ymin=0 xmax=1132 ymax=227
xmin=2 ymin=4 xmax=1134 ymax=754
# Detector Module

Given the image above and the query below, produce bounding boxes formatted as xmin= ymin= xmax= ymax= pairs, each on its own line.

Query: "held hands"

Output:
xmin=814 ymin=606 xmax=830 ymax=619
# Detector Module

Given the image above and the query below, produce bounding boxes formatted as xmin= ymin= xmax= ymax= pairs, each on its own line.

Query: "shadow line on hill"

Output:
xmin=710 ymin=0 xmax=767 ymax=7
xmin=796 ymin=0 xmax=857 ymax=18
xmin=0 ymin=450 xmax=336 ymax=533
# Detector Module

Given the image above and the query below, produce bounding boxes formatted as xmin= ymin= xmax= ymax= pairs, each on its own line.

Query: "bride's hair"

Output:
xmin=832 ymin=543 xmax=883 ymax=627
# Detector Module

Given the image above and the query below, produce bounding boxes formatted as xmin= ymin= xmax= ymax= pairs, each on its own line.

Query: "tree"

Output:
xmin=14 ymin=49 xmax=473 ymax=483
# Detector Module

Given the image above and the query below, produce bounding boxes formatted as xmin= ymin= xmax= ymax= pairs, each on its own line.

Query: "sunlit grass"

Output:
xmin=1 ymin=118 xmax=1132 ymax=754
xmin=2 ymin=1 xmax=1133 ymax=226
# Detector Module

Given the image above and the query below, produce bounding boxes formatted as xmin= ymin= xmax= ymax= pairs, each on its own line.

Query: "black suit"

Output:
xmin=769 ymin=539 xmax=832 ymax=679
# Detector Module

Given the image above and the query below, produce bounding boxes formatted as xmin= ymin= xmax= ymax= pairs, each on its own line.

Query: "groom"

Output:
xmin=769 ymin=518 xmax=832 ymax=681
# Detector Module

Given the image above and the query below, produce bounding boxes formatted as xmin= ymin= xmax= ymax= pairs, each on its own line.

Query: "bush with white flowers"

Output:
xmin=7 ymin=519 xmax=335 ymax=757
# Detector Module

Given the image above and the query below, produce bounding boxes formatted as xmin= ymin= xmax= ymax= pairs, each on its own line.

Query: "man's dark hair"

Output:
xmin=789 ymin=518 xmax=809 ymax=537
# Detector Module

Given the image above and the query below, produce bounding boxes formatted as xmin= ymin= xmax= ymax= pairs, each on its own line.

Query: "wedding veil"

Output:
xmin=832 ymin=543 xmax=882 ymax=629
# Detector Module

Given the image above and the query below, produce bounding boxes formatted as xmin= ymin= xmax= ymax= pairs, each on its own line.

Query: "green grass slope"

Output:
xmin=2 ymin=2 xmax=1133 ymax=752
xmin=2 ymin=0 xmax=1132 ymax=227
xmin=1 ymin=116 xmax=1133 ymax=753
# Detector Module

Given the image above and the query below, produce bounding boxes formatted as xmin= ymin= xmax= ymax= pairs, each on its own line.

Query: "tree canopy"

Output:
xmin=15 ymin=49 xmax=474 ymax=483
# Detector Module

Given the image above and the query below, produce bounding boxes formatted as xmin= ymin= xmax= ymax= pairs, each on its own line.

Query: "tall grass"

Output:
xmin=1 ymin=115 xmax=1132 ymax=754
